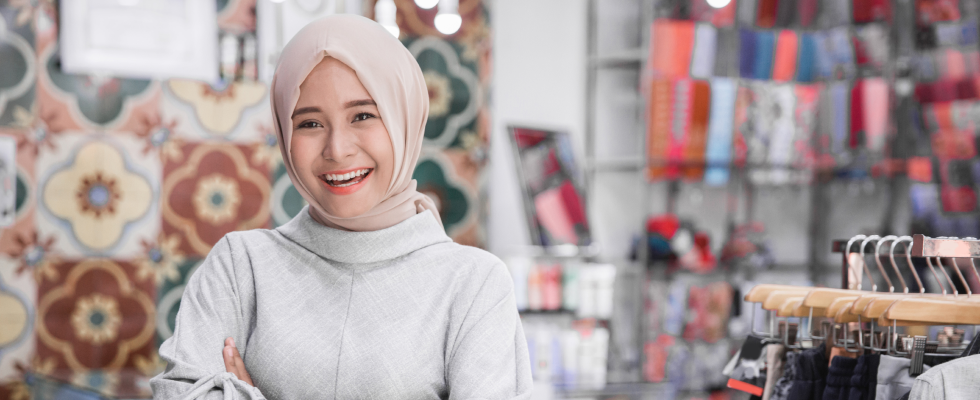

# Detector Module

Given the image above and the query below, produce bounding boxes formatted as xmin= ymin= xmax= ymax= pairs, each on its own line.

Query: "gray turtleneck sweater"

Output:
xmin=150 ymin=208 xmax=533 ymax=399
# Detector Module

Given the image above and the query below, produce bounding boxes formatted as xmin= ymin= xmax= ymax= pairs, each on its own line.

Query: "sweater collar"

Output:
xmin=276 ymin=206 xmax=451 ymax=264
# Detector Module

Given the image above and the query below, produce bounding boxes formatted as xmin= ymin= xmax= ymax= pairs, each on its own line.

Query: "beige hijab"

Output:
xmin=272 ymin=14 xmax=442 ymax=232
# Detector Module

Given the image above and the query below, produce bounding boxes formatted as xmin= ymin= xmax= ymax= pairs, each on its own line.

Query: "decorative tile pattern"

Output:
xmin=160 ymin=79 xmax=271 ymax=142
xmin=414 ymin=150 xmax=476 ymax=241
xmin=217 ymin=0 xmax=257 ymax=34
xmin=405 ymin=37 xmax=482 ymax=150
xmin=162 ymin=143 xmax=271 ymax=257
xmin=155 ymin=258 xmax=204 ymax=345
xmin=0 ymin=2 xmax=37 ymax=128
xmin=0 ymin=257 xmax=35 ymax=385
xmin=35 ymin=41 xmax=160 ymax=133
xmin=397 ymin=5 xmax=491 ymax=246
xmin=36 ymin=133 xmax=160 ymax=258
xmin=270 ymin=164 xmax=307 ymax=227
xmin=35 ymin=259 xmax=155 ymax=398
xmin=0 ymin=129 xmax=35 ymax=257
xmin=0 ymin=1 xmax=493 ymax=395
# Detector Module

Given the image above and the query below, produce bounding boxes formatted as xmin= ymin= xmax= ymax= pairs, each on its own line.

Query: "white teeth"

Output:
xmin=323 ymin=169 xmax=370 ymax=185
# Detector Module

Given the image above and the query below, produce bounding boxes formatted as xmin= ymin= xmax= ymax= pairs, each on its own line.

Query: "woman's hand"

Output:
xmin=223 ymin=337 xmax=254 ymax=386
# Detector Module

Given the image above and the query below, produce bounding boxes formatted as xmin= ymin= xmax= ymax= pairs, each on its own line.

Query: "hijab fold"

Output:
xmin=271 ymin=14 xmax=442 ymax=232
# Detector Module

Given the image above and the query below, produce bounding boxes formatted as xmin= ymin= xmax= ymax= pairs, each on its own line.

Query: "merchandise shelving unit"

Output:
xmin=582 ymin=0 xmax=662 ymax=394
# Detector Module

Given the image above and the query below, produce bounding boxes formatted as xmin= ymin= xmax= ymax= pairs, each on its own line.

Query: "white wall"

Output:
xmin=488 ymin=0 xmax=589 ymax=256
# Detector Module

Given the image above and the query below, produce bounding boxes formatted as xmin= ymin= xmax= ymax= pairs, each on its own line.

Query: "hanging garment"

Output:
xmin=796 ymin=33 xmax=817 ymax=82
xmin=909 ymin=354 xmax=980 ymax=399
xmin=848 ymin=354 xmax=880 ymax=400
xmin=651 ymin=20 xmax=695 ymax=78
xmin=728 ymin=336 xmax=770 ymax=397
xmin=754 ymin=31 xmax=777 ymax=80
xmin=691 ymin=23 xmax=718 ymax=79
xmin=772 ymin=30 xmax=799 ymax=82
xmin=825 ymin=356 xmax=859 ymax=400
xmin=876 ymin=355 xmax=931 ymax=400
xmin=704 ymin=78 xmax=737 ymax=186
xmin=770 ymin=351 xmax=799 ymax=400
xmin=763 ymin=344 xmax=787 ymax=400
xmin=788 ymin=343 xmax=829 ymax=400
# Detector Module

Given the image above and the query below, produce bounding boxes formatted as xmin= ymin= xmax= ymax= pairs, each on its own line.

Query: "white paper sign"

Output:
xmin=60 ymin=0 xmax=218 ymax=82
xmin=256 ymin=0 xmax=364 ymax=83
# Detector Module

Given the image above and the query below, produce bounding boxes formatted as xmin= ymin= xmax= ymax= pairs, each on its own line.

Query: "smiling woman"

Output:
xmin=149 ymin=14 xmax=532 ymax=400
xmin=287 ymin=57 xmax=394 ymax=218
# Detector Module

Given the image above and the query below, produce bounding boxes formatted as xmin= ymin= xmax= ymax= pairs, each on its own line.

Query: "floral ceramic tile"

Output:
xmin=0 ymin=2 xmax=37 ymax=128
xmin=404 ymin=36 xmax=482 ymax=150
xmin=414 ymin=149 xmax=477 ymax=243
xmin=0 ymin=257 xmax=36 ymax=385
xmin=0 ymin=379 xmax=30 ymax=400
xmin=218 ymin=0 xmax=256 ymax=34
xmin=395 ymin=0 xmax=488 ymax=43
xmin=271 ymin=164 xmax=307 ymax=227
xmin=34 ymin=259 xmax=155 ymax=398
xmin=160 ymin=79 xmax=272 ymax=143
xmin=35 ymin=133 xmax=161 ymax=258
xmin=162 ymin=142 xmax=271 ymax=257
xmin=155 ymin=258 xmax=204 ymax=345
xmin=34 ymin=27 xmax=160 ymax=134
xmin=0 ymin=129 xmax=35 ymax=257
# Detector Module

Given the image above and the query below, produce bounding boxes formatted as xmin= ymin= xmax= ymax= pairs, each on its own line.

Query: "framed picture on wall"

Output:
xmin=59 ymin=0 xmax=218 ymax=81
xmin=508 ymin=125 xmax=592 ymax=248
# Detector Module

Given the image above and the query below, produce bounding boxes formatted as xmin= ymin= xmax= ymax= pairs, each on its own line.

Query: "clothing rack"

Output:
xmin=830 ymin=235 xmax=980 ymax=289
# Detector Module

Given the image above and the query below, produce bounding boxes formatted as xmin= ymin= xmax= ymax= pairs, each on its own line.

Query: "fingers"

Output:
xmin=231 ymin=345 xmax=255 ymax=386
xmin=223 ymin=338 xmax=237 ymax=375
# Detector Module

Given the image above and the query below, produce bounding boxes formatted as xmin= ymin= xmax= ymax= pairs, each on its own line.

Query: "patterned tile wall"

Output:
xmin=0 ymin=0 xmax=492 ymax=398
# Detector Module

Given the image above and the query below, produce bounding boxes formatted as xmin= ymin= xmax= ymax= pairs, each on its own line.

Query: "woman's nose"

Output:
xmin=322 ymin=128 xmax=358 ymax=161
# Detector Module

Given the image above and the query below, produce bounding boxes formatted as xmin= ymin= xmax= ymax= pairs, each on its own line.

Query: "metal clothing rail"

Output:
xmin=830 ymin=234 xmax=980 ymax=289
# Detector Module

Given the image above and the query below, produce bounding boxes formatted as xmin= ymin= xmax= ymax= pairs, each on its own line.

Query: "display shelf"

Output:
xmin=519 ymin=309 xmax=580 ymax=316
xmin=589 ymin=48 xmax=646 ymax=68
xmin=555 ymin=381 xmax=673 ymax=397
xmin=504 ymin=244 xmax=602 ymax=259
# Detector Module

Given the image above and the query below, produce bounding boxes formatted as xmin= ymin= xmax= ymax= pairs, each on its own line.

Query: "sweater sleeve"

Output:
xmin=446 ymin=261 xmax=533 ymax=400
xmin=150 ymin=236 xmax=265 ymax=400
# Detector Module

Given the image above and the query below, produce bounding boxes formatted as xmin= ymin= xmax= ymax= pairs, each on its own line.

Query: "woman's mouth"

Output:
xmin=320 ymin=168 xmax=372 ymax=188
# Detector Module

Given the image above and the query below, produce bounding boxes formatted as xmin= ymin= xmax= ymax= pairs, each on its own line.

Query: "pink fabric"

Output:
xmin=944 ymin=49 xmax=967 ymax=79
xmin=772 ymin=30 xmax=799 ymax=82
xmin=862 ymin=78 xmax=888 ymax=151
xmin=270 ymin=15 xmax=441 ymax=231
xmin=534 ymin=187 xmax=577 ymax=244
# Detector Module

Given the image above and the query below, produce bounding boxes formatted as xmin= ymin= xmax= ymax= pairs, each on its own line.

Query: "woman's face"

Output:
xmin=290 ymin=57 xmax=394 ymax=218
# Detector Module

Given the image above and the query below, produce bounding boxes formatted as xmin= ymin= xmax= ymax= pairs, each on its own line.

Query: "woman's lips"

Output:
xmin=319 ymin=169 xmax=372 ymax=195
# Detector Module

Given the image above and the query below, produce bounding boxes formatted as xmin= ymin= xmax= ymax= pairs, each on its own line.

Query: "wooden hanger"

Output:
xmin=778 ymin=298 xmax=805 ymax=317
xmin=882 ymin=297 xmax=980 ymax=325
xmin=801 ymin=288 xmax=869 ymax=309
xmin=824 ymin=296 xmax=859 ymax=320
xmin=744 ymin=284 xmax=814 ymax=303
xmin=763 ymin=291 xmax=810 ymax=311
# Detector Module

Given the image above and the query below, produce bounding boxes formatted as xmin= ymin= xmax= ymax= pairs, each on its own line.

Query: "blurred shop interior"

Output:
xmin=5 ymin=0 xmax=980 ymax=399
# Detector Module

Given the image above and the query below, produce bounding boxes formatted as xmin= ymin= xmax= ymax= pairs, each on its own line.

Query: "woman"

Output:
xmin=150 ymin=14 xmax=532 ymax=399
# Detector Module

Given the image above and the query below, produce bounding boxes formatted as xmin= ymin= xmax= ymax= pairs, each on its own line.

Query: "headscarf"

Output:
xmin=271 ymin=14 xmax=442 ymax=232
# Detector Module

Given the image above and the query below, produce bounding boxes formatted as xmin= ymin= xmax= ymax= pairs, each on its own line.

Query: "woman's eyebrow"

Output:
xmin=291 ymin=107 xmax=321 ymax=118
xmin=344 ymin=99 xmax=376 ymax=108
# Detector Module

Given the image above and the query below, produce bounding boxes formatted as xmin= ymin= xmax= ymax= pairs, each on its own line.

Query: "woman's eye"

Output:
xmin=353 ymin=113 xmax=375 ymax=122
xmin=297 ymin=120 xmax=322 ymax=129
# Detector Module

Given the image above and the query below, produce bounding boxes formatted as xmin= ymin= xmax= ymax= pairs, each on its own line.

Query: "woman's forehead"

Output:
xmin=297 ymin=57 xmax=374 ymax=104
